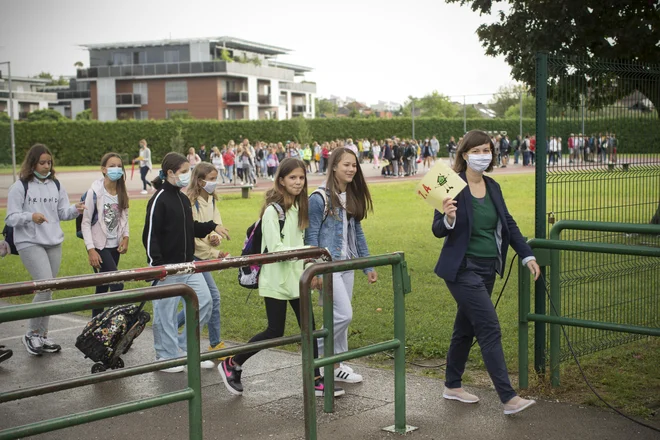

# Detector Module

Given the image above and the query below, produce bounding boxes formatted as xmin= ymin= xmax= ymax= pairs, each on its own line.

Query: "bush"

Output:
xmin=75 ymin=109 xmax=93 ymax=121
xmin=0 ymin=118 xmax=656 ymax=166
xmin=25 ymin=109 xmax=67 ymax=122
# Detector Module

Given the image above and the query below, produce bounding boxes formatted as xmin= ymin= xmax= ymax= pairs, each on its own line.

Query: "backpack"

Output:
xmin=2 ymin=179 xmax=60 ymax=255
xmin=237 ymin=203 xmax=286 ymax=289
xmin=310 ymin=188 xmax=332 ymax=224
xmin=75 ymin=190 xmax=99 ymax=239
xmin=405 ymin=145 xmax=415 ymax=159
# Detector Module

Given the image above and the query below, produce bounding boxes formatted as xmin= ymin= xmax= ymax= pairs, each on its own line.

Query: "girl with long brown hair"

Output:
xmin=81 ymin=153 xmax=130 ymax=317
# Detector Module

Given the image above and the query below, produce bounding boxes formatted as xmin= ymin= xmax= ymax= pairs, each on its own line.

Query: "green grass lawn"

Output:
xmin=1 ymin=173 xmax=657 ymax=418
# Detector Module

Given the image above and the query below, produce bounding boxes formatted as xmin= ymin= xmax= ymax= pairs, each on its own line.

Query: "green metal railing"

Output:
xmin=0 ymin=284 xmax=203 ymax=440
xmin=534 ymin=53 xmax=660 ymax=367
xmin=0 ymin=248 xmax=331 ymax=440
xmin=518 ymin=221 xmax=660 ymax=388
xmin=299 ymin=252 xmax=417 ymax=440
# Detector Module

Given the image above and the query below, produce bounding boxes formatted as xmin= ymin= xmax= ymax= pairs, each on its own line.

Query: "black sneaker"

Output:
xmin=0 ymin=345 xmax=12 ymax=364
xmin=22 ymin=335 xmax=43 ymax=356
xmin=218 ymin=358 xmax=243 ymax=395
xmin=39 ymin=336 xmax=62 ymax=353
xmin=315 ymin=377 xmax=345 ymax=397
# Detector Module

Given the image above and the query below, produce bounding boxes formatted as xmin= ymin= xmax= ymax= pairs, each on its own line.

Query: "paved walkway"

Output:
xmin=0 ymin=159 xmax=535 ymax=207
xmin=0 ymin=302 xmax=658 ymax=440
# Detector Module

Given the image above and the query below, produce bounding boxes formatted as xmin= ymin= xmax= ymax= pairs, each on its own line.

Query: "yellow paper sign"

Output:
xmin=415 ymin=160 xmax=467 ymax=212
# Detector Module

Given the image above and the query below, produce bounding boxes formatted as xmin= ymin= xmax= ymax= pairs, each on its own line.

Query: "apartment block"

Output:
xmin=76 ymin=36 xmax=316 ymax=121
xmin=0 ymin=77 xmax=57 ymax=119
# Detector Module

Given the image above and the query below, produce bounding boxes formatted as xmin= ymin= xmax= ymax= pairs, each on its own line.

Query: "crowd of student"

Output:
xmin=1 ymin=130 xmax=540 ymax=415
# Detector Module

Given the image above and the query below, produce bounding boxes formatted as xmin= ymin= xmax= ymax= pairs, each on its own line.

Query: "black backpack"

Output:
xmin=2 ymin=179 xmax=60 ymax=255
xmin=75 ymin=190 xmax=98 ymax=239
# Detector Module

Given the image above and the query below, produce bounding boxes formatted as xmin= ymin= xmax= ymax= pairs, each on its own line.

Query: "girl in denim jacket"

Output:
xmin=305 ymin=147 xmax=378 ymax=384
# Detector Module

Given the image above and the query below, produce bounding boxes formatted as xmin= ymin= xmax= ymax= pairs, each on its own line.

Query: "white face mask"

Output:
xmin=203 ymin=180 xmax=218 ymax=194
xmin=176 ymin=171 xmax=191 ymax=187
xmin=466 ymin=154 xmax=492 ymax=173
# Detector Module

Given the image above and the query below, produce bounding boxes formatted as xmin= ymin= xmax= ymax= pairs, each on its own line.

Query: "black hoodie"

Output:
xmin=142 ymin=180 xmax=217 ymax=266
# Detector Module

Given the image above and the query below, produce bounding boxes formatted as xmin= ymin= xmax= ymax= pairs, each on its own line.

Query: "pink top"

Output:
xmin=187 ymin=153 xmax=201 ymax=167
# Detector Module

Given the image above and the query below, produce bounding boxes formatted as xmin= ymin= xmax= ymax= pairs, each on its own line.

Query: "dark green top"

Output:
xmin=466 ymin=191 xmax=499 ymax=259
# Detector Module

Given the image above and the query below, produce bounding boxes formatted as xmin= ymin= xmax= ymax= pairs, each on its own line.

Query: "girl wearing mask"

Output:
xmin=81 ymin=153 xmax=130 ymax=317
xmin=5 ymin=144 xmax=85 ymax=355
xmin=143 ymin=153 xmax=229 ymax=372
xmin=432 ymin=130 xmax=540 ymax=415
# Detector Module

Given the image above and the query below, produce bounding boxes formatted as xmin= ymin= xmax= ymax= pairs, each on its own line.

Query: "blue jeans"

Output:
xmin=444 ymin=257 xmax=516 ymax=403
xmin=225 ymin=165 xmax=234 ymax=183
xmin=177 ymin=261 xmax=221 ymax=347
xmin=152 ymin=273 xmax=212 ymax=360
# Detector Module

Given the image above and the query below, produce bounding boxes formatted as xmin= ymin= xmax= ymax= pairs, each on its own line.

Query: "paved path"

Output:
xmin=0 ymin=159 xmax=536 ymax=207
xmin=1 ymin=302 xmax=658 ymax=440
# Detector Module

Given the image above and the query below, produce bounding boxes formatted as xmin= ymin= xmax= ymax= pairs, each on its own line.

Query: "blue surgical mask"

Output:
xmin=176 ymin=171 xmax=192 ymax=187
xmin=467 ymin=154 xmax=492 ymax=173
xmin=34 ymin=170 xmax=51 ymax=179
xmin=107 ymin=167 xmax=124 ymax=181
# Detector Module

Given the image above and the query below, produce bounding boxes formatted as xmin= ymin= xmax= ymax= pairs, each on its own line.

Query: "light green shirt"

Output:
xmin=259 ymin=204 xmax=306 ymax=300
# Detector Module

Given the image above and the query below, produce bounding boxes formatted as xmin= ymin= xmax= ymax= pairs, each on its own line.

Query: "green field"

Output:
xmin=1 ymin=173 xmax=658 ymax=418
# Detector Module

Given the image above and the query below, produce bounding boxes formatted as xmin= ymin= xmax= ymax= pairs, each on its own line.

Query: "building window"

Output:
xmin=164 ymin=49 xmax=180 ymax=63
xmin=166 ymin=109 xmax=188 ymax=119
xmin=134 ymin=110 xmax=149 ymax=120
xmin=165 ymin=81 xmax=187 ymax=103
xmin=133 ymin=82 xmax=148 ymax=105
xmin=133 ymin=51 xmax=147 ymax=64
xmin=224 ymin=108 xmax=240 ymax=120
xmin=112 ymin=52 xmax=130 ymax=65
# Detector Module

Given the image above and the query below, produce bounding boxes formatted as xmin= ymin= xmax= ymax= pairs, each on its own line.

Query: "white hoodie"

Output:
xmin=5 ymin=177 xmax=79 ymax=251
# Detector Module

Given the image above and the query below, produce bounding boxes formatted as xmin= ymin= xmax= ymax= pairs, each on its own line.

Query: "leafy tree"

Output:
xmin=447 ymin=0 xmax=660 ymax=114
xmin=220 ymin=49 xmax=233 ymax=63
xmin=490 ymin=84 xmax=528 ymax=117
xmin=458 ymin=105 xmax=483 ymax=119
xmin=74 ymin=61 xmax=84 ymax=69
xmin=25 ymin=109 xmax=66 ymax=122
xmin=35 ymin=72 xmax=69 ymax=86
xmin=170 ymin=126 xmax=186 ymax=154
xmin=316 ymin=98 xmax=337 ymax=117
xmin=0 ymin=112 xmax=9 ymax=122
xmin=403 ymin=91 xmax=458 ymax=118
xmin=293 ymin=117 xmax=314 ymax=145
xmin=75 ymin=109 xmax=93 ymax=120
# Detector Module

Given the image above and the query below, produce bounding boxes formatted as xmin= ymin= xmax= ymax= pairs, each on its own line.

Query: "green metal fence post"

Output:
xmin=518 ymin=258 xmax=531 ymax=389
xmin=185 ymin=290 xmax=203 ymax=440
xmin=393 ymin=261 xmax=406 ymax=432
xmin=534 ymin=51 xmax=549 ymax=376
xmin=323 ymin=273 xmax=335 ymax=414
xmin=300 ymin=276 xmax=317 ymax=440
xmin=549 ymin=245 xmax=561 ymax=387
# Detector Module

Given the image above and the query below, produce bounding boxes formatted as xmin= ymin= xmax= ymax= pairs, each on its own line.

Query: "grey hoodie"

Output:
xmin=5 ymin=177 xmax=79 ymax=251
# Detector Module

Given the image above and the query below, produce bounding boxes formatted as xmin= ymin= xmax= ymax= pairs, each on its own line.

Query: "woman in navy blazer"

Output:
xmin=432 ymin=130 xmax=540 ymax=415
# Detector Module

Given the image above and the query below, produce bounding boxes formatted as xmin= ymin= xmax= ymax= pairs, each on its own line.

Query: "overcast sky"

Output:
xmin=0 ymin=0 xmax=515 ymax=105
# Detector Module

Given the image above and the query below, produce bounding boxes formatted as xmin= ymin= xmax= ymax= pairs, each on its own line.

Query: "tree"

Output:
xmin=75 ymin=109 xmax=93 ymax=120
xmin=315 ymin=98 xmax=337 ymax=117
xmin=0 ymin=112 xmax=9 ymax=122
xmin=74 ymin=61 xmax=84 ymax=69
xmin=35 ymin=72 xmax=69 ymax=86
xmin=458 ymin=105 xmax=483 ymax=119
xmin=490 ymin=84 xmax=528 ymax=118
xmin=504 ymin=94 xmax=536 ymax=119
xmin=170 ymin=126 xmax=186 ymax=154
xmin=25 ymin=109 xmax=66 ymax=122
xmin=446 ymin=0 xmax=660 ymax=115
xmin=403 ymin=91 xmax=458 ymax=118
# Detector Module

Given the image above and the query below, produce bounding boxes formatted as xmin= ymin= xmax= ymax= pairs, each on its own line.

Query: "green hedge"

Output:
xmin=0 ymin=117 xmax=657 ymax=166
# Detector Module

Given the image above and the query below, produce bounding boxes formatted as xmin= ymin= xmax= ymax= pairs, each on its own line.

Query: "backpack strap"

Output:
xmin=270 ymin=203 xmax=286 ymax=239
xmin=311 ymin=188 xmax=330 ymax=223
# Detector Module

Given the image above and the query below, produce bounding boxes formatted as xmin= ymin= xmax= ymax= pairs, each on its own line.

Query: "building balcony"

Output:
xmin=116 ymin=93 xmax=142 ymax=107
xmin=77 ymin=61 xmax=295 ymax=82
xmin=0 ymin=90 xmax=57 ymax=102
xmin=279 ymin=95 xmax=287 ymax=106
xmin=224 ymin=91 xmax=249 ymax=104
xmin=258 ymin=94 xmax=272 ymax=105
xmin=292 ymin=105 xmax=307 ymax=114
xmin=279 ymin=81 xmax=316 ymax=94
xmin=56 ymin=90 xmax=91 ymax=100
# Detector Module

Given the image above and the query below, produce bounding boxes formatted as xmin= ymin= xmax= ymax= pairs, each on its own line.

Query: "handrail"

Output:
xmin=0 ymin=248 xmax=332 ymax=298
xmin=550 ymin=220 xmax=660 ymax=240
xmin=0 ymin=284 xmax=202 ymax=440
xmin=299 ymin=252 xmax=416 ymax=440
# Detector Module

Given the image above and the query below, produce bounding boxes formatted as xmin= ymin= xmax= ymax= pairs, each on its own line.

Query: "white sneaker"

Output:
xmin=200 ymin=360 xmax=215 ymax=369
xmin=334 ymin=365 xmax=363 ymax=383
xmin=160 ymin=365 xmax=185 ymax=373
xmin=140 ymin=190 xmax=148 ymax=195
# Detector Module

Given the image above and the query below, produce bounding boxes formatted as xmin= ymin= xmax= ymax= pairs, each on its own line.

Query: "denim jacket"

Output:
xmin=305 ymin=186 xmax=374 ymax=274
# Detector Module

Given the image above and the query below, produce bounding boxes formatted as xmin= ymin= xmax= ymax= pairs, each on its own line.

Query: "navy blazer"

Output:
xmin=432 ymin=172 xmax=534 ymax=282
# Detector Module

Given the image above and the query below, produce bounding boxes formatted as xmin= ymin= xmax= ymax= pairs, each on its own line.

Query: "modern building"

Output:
xmin=0 ymin=77 xmax=57 ymax=119
xmin=44 ymin=78 xmax=92 ymax=119
xmin=371 ymin=100 xmax=401 ymax=112
xmin=75 ymin=36 xmax=316 ymax=121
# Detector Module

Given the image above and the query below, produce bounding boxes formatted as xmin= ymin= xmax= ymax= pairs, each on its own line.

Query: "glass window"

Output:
xmin=112 ymin=52 xmax=130 ymax=65
xmin=133 ymin=51 xmax=147 ymax=64
xmin=134 ymin=110 xmax=148 ymax=120
xmin=133 ymin=82 xmax=148 ymax=105
xmin=165 ymin=81 xmax=187 ymax=103
xmin=164 ymin=49 xmax=179 ymax=63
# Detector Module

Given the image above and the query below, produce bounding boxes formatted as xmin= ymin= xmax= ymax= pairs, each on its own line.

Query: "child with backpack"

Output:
xmin=175 ymin=162 xmax=229 ymax=356
xmin=305 ymin=147 xmax=378 ymax=384
xmin=219 ymin=158 xmax=343 ymax=397
xmin=80 ymin=153 xmax=130 ymax=317
xmin=4 ymin=144 xmax=85 ymax=355
xmin=143 ymin=152 xmax=230 ymax=372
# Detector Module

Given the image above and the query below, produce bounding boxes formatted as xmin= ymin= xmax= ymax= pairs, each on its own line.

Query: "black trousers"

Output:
xmin=92 ymin=247 xmax=123 ymax=317
xmin=234 ymin=297 xmax=321 ymax=377
xmin=140 ymin=166 xmax=152 ymax=191
xmin=444 ymin=257 xmax=516 ymax=403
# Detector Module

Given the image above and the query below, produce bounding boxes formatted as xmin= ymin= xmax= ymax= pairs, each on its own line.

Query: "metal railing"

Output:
xmin=223 ymin=91 xmax=249 ymax=104
xmin=116 ymin=93 xmax=142 ymax=106
xmin=518 ymin=221 xmax=660 ymax=388
xmin=0 ymin=284 xmax=203 ymax=440
xmin=292 ymin=105 xmax=307 ymax=114
xmin=258 ymin=94 xmax=272 ymax=105
xmin=0 ymin=248 xmax=331 ymax=440
xmin=299 ymin=252 xmax=417 ymax=440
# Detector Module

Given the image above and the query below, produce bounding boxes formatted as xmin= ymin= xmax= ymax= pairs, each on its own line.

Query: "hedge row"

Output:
xmin=0 ymin=117 xmax=657 ymax=166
